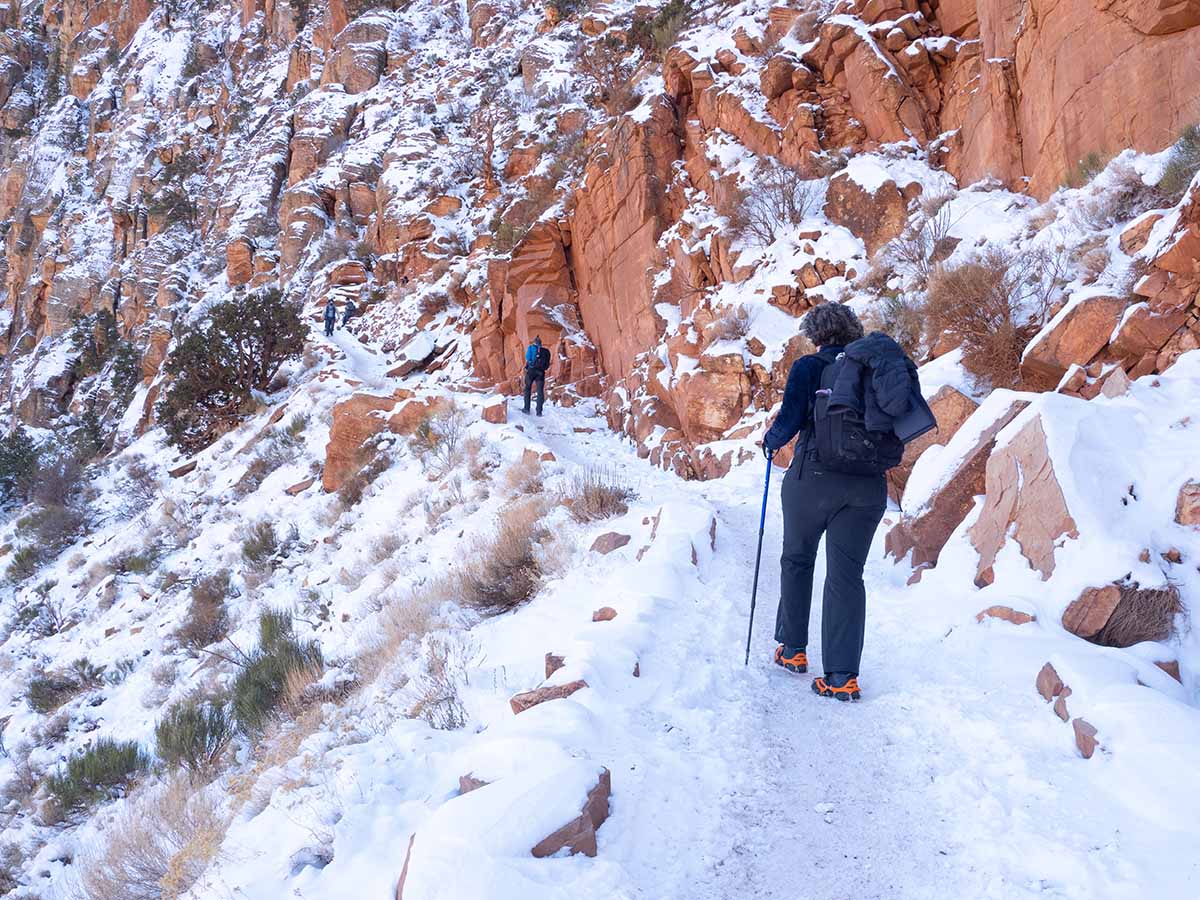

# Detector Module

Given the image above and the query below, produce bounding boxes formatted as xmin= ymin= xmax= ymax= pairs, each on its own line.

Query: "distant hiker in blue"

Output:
xmin=523 ymin=335 xmax=551 ymax=416
xmin=323 ymin=299 xmax=337 ymax=337
xmin=342 ymin=299 xmax=358 ymax=327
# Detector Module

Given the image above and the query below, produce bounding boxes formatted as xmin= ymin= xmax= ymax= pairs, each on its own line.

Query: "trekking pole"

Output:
xmin=744 ymin=449 xmax=774 ymax=666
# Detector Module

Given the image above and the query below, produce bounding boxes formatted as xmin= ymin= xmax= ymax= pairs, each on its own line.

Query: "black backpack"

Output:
xmin=808 ymin=352 xmax=905 ymax=476
xmin=534 ymin=345 xmax=551 ymax=373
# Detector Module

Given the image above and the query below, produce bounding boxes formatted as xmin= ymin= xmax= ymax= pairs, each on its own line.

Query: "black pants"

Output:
xmin=523 ymin=370 xmax=545 ymax=414
xmin=774 ymin=454 xmax=886 ymax=676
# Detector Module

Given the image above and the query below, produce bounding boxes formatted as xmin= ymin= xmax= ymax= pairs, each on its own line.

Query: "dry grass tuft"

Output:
xmin=1091 ymin=583 xmax=1184 ymax=648
xmin=504 ymin=454 xmax=543 ymax=495
xmin=407 ymin=635 xmax=473 ymax=731
xmin=707 ymin=305 xmax=752 ymax=344
xmin=457 ymin=499 xmax=548 ymax=613
xmin=559 ymin=467 xmax=635 ymax=522
xmin=78 ymin=777 xmax=229 ymax=900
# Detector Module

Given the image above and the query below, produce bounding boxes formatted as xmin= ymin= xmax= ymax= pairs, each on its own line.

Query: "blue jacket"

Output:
xmin=323 ymin=303 xmax=336 ymax=324
xmin=763 ymin=346 xmax=842 ymax=451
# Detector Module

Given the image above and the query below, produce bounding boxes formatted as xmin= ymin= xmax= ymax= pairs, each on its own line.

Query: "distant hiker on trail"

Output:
xmin=522 ymin=335 xmax=551 ymax=416
xmin=342 ymin=298 xmax=358 ymax=327
xmin=760 ymin=304 xmax=933 ymax=702
xmin=323 ymin=299 xmax=337 ymax=337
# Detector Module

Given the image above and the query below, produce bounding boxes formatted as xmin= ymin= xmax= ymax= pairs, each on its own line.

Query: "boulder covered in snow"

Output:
xmin=825 ymin=159 xmax=920 ymax=255
xmin=887 ymin=384 xmax=978 ymax=502
xmin=1019 ymin=293 xmax=1128 ymax=389
xmin=395 ymin=762 xmax=611 ymax=898
xmin=1175 ymin=479 xmax=1200 ymax=527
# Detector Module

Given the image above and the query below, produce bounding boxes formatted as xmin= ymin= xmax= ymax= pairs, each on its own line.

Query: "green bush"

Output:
xmin=241 ymin=520 xmax=278 ymax=567
xmin=233 ymin=611 xmax=323 ymax=735
xmin=0 ymin=428 xmax=39 ymax=501
xmin=1065 ymin=151 xmax=1109 ymax=189
xmin=157 ymin=287 xmax=306 ymax=453
xmin=112 ymin=545 xmax=165 ymax=575
xmin=155 ymin=695 xmax=234 ymax=775
xmin=1158 ymin=124 xmax=1200 ymax=202
xmin=27 ymin=673 xmax=82 ymax=714
xmin=6 ymin=546 xmax=50 ymax=583
xmin=46 ymin=739 xmax=150 ymax=811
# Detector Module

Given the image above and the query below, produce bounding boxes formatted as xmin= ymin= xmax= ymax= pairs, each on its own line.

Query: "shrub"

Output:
xmin=925 ymin=247 xmax=1046 ymax=388
xmin=630 ymin=0 xmax=693 ymax=58
xmin=232 ymin=611 xmax=324 ymax=734
xmin=6 ymin=545 xmax=50 ymax=583
xmin=78 ymin=776 xmax=229 ymax=900
xmin=407 ymin=636 xmax=472 ymax=730
xmin=457 ymin=500 xmax=547 ymax=613
xmin=111 ymin=545 xmax=165 ymax=576
xmin=233 ymin=429 xmax=301 ymax=498
xmin=0 ymin=427 xmax=39 ymax=501
xmin=176 ymin=570 xmax=232 ymax=650
xmin=1090 ymin=583 xmax=1183 ymax=648
xmin=47 ymin=739 xmax=150 ymax=811
xmin=410 ymin=407 xmax=467 ymax=475
xmin=889 ymin=192 xmax=955 ymax=284
xmin=337 ymin=442 xmax=392 ymax=507
xmin=504 ymin=454 xmax=543 ymax=495
xmin=1159 ymin=124 xmax=1200 ymax=202
xmin=1073 ymin=157 xmax=1165 ymax=231
xmin=560 ymin=467 xmax=635 ymax=522
xmin=862 ymin=293 xmax=924 ymax=358
xmin=240 ymin=520 xmax=278 ymax=567
xmin=27 ymin=672 xmax=83 ymax=714
xmin=726 ymin=165 xmax=825 ymax=246
xmin=707 ymin=305 xmax=752 ymax=344
xmin=155 ymin=696 xmax=234 ymax=776
xmin=577 ymin=35 xmax=638 ymax=117
xmin=15 ymin=502 xmax=85 ymax=554
xmin=0 ymin=841 xmax=21 ymax=894
xmin=157 ymin=287 xmax=306 ymax=453
xmin=1064 ymin=150 xmax=1110 ymax=189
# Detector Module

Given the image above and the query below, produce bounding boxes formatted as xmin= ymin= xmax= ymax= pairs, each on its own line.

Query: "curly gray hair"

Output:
xmin=801 ymin=303 xmax=864 ymax=347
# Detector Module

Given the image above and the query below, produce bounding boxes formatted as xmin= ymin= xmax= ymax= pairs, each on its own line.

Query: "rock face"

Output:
xmin=938 ymin=0 xmax=1200 ymax=197
xmin=968 ymin=414 xmax=1078 ymax=582
xmin=888 ymin=385 xmax=978 ymax=501
xmin=886 ymin=396 xmax=1029 ymax=568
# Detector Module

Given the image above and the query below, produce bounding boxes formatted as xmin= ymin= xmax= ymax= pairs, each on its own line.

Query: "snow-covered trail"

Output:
xmin=514 ymin=403 xmax=1181 ymax=900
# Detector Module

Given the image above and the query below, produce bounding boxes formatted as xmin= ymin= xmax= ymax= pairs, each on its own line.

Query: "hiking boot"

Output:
xmin=811 ymin=673 xmax=861 ymax=702
xmin=773 ymin=645 xmax=808 ymax=674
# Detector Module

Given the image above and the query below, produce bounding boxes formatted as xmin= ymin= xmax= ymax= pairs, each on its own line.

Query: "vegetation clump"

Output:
xmin=46 ymin=739 xmax=150 ymax=812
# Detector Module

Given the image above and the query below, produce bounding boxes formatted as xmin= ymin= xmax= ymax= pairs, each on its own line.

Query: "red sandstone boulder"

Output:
xmin=885 ymin=396 xmax=1029 ymax=568
xmin=508 ymin=679 xmax=588 ymax=714
xmin=481 ymin=399 xmax=507 ymax=424
xmin=531 ymin=768 xmax=611 ymax=858
xmin=825 ymin=165 xmax=917 ymax=256
xmin=968 ymin=413 xmax=1078 ymax=583
xmin=1175 ymin=480 xmax=1200 ymax=527
xmin=592 ymin=606 xmax=617 ymax=622
xmin=1036 ymin=662 xmax=1064 ymax=701
xmin=1020 ymin=295 xmax=1128 ymax=389
xmin=888 ymin=385 xmax=978 ymax=501
xmin=544 ymin=653 xmax=565 ymax=679
xmin=1062 ymin=585 xmax=1121 ymax=638
xmin=590 ymin=533 xmax=631 ymax=555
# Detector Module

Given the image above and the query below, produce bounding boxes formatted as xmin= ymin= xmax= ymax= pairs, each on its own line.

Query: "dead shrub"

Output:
xmin=1073 ymin=156 xmax=1165 ymax=231
xmin=925 ymin=247 xmax=1058 ymax=388
xmin=889 ymin=191 xmax=955 ymax=284
xmin=337 ymin=440 xmax=392 ymax=508
xmin=577 ymin=35 xmax=638 ymax=117
xmin=560 ymin=467 xmax=635 ymax=522
xmin=118 ymin=455 xmax=160 ymax=518
xmin=407 ymin=635 xmax=473 ymax=730
xmin=861 ymin=293 xmax=924 ymax=358
xmin=1090 ymin=583 xmax=1184 ymax=648
xmin=1072 ymin=234 xmax=1111 ymax=285
xmin=233 ymin=429 xmax=301 ymax=499
xmin=175 ymin=570 xmax=232 ymax=651
xmin=707 ymin=305 xmax=752 ymax=344
xmin=457 ymin=500 xmax=547 ymax=613
xmin=368 ymin=532 xmax=404 ymax=565
xmin=724 ymin=165 xmax=825 ymax=246
xmin=409 ymin=406 xmax=467 ymax=475
xmin=464 ymin=436 xmax=497 ymax=481
xmin=504 ymin=454 xmax=543 ymax=495
xmin=77 ymin=777 xmax=229 ymax=900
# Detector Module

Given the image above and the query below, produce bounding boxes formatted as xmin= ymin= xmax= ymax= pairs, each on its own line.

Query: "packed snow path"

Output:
xmin=496 ymin=406 xmax=1195 ymax=900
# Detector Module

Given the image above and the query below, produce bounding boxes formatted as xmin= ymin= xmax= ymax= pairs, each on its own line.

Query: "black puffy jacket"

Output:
xmin=828 ymin=332 xmax=934 ymax=439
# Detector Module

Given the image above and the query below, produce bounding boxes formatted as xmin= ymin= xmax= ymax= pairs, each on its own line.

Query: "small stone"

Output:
xmin=1155 ymin=660 xmax=1182 ymax=682
xmin=1072 ymin=718 xmax=1099 ymax=759
xmin=509 ymin=680 xmax=588 ymax=715
xmin=285 ymin=477 xmax=315 ymax=496
xmin=1036 ymin=662 xmax=1064 ymax=701
xmin=1053 ymin=686 xmax=1072 ymax=722
xmin=632 ymin=661 xmax=640 ymax=678
xmin=1175 ymin=480 xmax=1200 ymax=527
xmin=590 ymin=532 xmax=631 ymax=555
xmin=459 ymin=774 xmax=489 ymax=795
xmin=482 ymin=400 xmax=507 ymax=424
xmin=592 ymin=606 xmax=617 ymax=622
xmin=545 ymin=652 xmax=565 ymax=679
xmin=1162 ymin=548 xmax=1183 ymax=564
xmin=168 ymin=460 xmax=197 ymax=478
xmin=975 ymin=605 xmax=1036 ymax=626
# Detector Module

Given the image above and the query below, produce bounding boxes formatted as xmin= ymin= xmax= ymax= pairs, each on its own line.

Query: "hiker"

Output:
xmin=323 ymin=299 xmax=337 ymax=337
xmin=760 ymin=304 xmax=932 ymax=702
xmin=342 ymin=298 xmax=358 ymax=327
xmin=522 ymin=335 xmax=551 ymax=416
